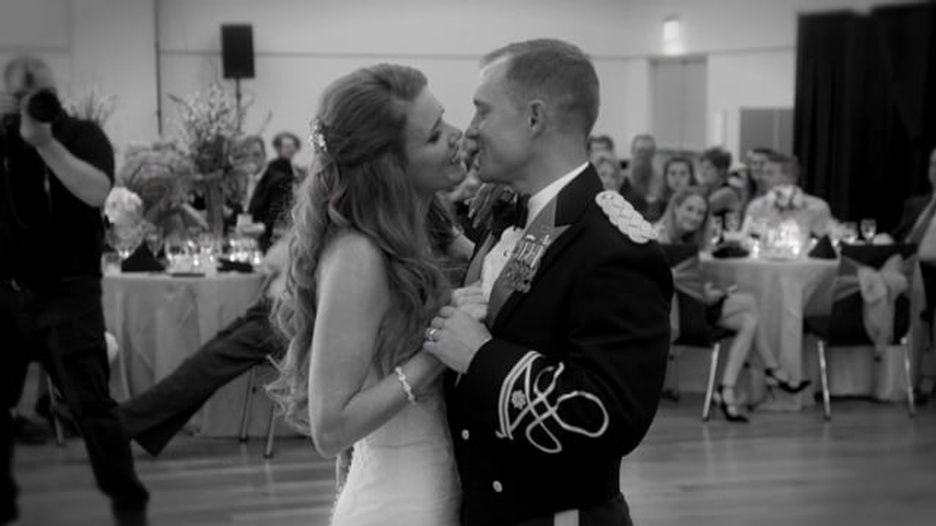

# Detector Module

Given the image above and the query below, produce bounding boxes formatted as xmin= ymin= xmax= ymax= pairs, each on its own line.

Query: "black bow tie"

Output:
xmin=491 ymin=194 xmax=530 ymax=238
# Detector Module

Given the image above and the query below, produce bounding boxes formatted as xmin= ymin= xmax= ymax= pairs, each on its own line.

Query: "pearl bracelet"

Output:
xmin=394 ymin=366 xmax=417 ymax=404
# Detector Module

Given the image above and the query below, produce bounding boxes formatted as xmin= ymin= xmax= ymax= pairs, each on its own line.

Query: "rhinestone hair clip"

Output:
xmin=309 ymin=119 xmax=328 ymax=154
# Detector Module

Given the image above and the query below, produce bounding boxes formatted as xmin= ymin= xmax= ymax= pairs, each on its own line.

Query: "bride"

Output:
xmin=267 ymin=64 xmax=470 ymax=524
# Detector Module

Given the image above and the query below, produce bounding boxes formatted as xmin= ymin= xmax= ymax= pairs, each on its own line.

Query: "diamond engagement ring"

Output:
xmin=425 ymin=327 xmax=440 ymax=342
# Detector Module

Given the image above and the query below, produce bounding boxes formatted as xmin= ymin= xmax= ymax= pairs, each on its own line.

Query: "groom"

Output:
xmin=424 ymin=39 xmax=672 ymax=525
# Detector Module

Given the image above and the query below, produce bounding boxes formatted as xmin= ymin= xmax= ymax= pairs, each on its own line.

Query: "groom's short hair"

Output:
xmin=482 ymin=39 xmax=600 ymax=138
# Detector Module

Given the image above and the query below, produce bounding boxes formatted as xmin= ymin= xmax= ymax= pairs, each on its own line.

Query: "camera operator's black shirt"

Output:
xmin=0 ymin=115 xmax=114 ymax=287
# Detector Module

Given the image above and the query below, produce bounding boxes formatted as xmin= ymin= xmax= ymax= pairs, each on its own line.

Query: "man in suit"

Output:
xmin=423 ymin=39 xmax=673 ymax=526
xmin=120 ymin=238 xmax=288 ymax=456
xmin=892 ymin=146 xmax=936 ymax=244
xmin=744 ymin=152 xmax=833 ymax=240
xmin=240 ymin=133 xmax=297 ymax=252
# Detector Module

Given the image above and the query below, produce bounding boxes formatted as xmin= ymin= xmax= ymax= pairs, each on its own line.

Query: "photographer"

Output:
xmin=0 ymin=56 xmax=148 ymax=525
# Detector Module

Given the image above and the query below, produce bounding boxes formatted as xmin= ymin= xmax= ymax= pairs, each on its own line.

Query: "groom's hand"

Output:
xmin=450 ymin=282 xmax=487 ymax=321
xmin=423 ymin=306 xmax=492 ymax=374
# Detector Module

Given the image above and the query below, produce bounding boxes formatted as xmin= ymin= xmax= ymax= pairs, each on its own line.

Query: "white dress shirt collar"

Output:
xmin=524 ymin=162 xmax=589 ymax=229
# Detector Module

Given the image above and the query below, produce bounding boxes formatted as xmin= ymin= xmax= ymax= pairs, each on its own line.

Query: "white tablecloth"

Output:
xmin=102 ymin=272 xmax=280 ymax=436
xmin=670 ymin=256 xmax=914 ymax=411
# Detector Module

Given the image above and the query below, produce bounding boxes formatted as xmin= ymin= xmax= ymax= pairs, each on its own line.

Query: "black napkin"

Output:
xmin=218 ymin=258 xmax=254 ymax=273
xmin=808 ymin=235 xmax=837 ymax=259
xmin=712 ymin=243 xmax=749 ymax=259
xmin=121 ymin=245 xmax=165 ymax=272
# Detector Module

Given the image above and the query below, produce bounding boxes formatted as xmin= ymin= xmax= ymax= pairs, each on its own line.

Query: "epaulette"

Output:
xmin=595 ymin=190 xmax=657 ymax=244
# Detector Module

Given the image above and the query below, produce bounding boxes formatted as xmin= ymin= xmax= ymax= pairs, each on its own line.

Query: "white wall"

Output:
xmin=0 ymin=0 xmax=157 ymax=162
xmin=708 ymin=50 xmax=797 ymax=157
xmin=1 ymin=0 xmax=918 ymax=164
xmin=154 ymin=0 xmax=922 ymax=162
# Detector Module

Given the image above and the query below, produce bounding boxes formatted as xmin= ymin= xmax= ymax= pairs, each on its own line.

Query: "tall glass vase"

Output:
xmin=203 ymin=180 xmax=225 ymax=238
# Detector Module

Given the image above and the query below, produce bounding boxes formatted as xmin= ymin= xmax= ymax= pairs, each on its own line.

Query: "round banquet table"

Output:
xmin=700 ymin=256 xmax=837 ymax=410
xmin=102 ymin=271 xmax=277 ymax=436
xmin=689 ymin=256 xmax=914 ymax=411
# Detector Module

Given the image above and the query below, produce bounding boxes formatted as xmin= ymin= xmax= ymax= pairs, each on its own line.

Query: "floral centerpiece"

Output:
xmin=103 ymin=186 xmax=145 ymax=259
xmin=169 ymin=82 xmax=248 ymax=236
xmin=118 ymin=141 xmax=205 ymax=240
xmin=64 ymin=85 xmax=117 ymax=128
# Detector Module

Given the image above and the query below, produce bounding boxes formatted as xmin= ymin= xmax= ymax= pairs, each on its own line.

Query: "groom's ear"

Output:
xmin=527 ymin=99 xmax=547 ymax=135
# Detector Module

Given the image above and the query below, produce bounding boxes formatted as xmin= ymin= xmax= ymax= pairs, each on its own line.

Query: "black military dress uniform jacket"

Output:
xmin=446 ymin=165 xmax=673 ymax=526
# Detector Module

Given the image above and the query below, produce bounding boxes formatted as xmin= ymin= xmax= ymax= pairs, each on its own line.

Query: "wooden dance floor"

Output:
xmin=15 ymin=397 xmax=936 ymax=525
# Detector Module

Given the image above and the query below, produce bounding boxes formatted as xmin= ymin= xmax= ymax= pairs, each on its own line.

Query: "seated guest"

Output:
xmin=240 ymin=134 xmax=296 ymax=252
xmin=743 ymin=152 xmax=832 ymax=238
xmin=745 ymin=146 xmax=775 ymax=199
xmin=268 ymin=131 xmax=302 ymax=178
xmin=120 ymin=239 xmax=289 ymax=456
xmin=655 ymin=187 xmax=810 ymax=421
xmin=589 ymin=135 xmax=649 ymax=214
xmin=646 ymin=155 xmax=695 ymax=222
xmin=628 ymin=133 xmax=659 ymax=209
xmin=893 ymin=146 xmax=936 ymax=244
xmin=912 ymin=203 xmax=936 ymax=401
xmin=728 ymin=166 xmax=757 ymax=218
xmin=594 ymin=149 xmax=625 ymax=191
xmin=225 ymin=135 xmax=269 ymax=231
xmin=699 ymin=147 xmax=742 ymax=223
xmin=586 ymin=134 xmax=615 ymax=163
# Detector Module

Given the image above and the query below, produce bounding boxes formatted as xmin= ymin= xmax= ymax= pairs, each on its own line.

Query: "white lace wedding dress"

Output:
xmin=330 ymin=379 xmax=461 ymax=525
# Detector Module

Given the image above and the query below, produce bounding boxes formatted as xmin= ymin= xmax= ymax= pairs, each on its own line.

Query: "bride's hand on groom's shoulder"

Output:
xmin=450 ymin=282 xmax=487 ymax=321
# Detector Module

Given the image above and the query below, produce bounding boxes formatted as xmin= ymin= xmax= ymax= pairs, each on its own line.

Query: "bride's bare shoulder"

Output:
xmin=319 ymin=229 xmax=388 ymax=287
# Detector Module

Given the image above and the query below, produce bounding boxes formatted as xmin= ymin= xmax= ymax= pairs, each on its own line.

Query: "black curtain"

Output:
xmin=794 ymin=2 xmax=936 ymax=230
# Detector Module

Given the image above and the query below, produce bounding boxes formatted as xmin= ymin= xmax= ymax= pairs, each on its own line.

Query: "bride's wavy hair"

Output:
xmin=267 ymin=64 xmax=454 ymax=434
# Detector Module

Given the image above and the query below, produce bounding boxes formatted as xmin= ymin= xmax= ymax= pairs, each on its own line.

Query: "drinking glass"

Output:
xmin=143 ymin=225 xmax=164 ymax=257
xmin=164 ymin=237 xmax=189 ymax=268
xmin=724 ymin=212 xmax=740 ymax=233
xmin=860 ymin=219 xmax=877 ymax=242
xmin=107 ymin=225 xmax=142 ymax=260
xmin=197 ymin=233 xmax=222 ymax=259
xmin=842 ymin=222 xmax=859 ymax=244
xmin=101 ymin=252 xmax=122 ymax=276
xmin=708 ymin=216 xmax=723 ymax=249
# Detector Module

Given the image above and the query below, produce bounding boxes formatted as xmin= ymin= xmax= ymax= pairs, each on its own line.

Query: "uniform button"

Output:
xmin=492 ymin=480 xmax=503 ymax=493
xmin=461 ymin=429 xmax=470 ymax=440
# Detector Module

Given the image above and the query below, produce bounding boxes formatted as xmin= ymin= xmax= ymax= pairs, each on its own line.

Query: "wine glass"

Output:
xmin=143 ymin=225 xmax=164 ymax=258
xmin=106 ymin=225 xmax=142 ymax=260
xmin=163 ymin=236 xmax=189 ymax=270
xmin=827 ymin=221 xmax=843 ymax=249
xmin=197 ymin=232 xmax=221 ymax=258
xmin=724 ymin=212 xmax=740 ymax=233
xmin=748 ymin=217 xmax=767 ymax=240
xmin=860 ymin=219 xmax=877 ymax=242
xmin=842 ymin=222 xmax=859 ymax=245
xmin=708 ymin=216 xmax=723 ymax=249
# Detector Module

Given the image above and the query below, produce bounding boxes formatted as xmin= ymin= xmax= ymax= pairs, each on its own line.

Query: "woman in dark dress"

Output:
xmin=655 ymin=187 xmax=809 ymax=421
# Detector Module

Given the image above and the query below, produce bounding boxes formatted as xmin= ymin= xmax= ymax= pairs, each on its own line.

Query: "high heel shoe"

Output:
xmin=712 ymin=385 xmax=749 ymax=423
xmin=661 ymin=387 xmax=681 ymax=402
xmin=765 ymin=368 xmax=812 ymax=394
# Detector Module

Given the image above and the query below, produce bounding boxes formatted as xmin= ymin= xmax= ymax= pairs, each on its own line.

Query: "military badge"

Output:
xmin=595 ymin=190 xmax=657 ymax=243
xmin=501 ymin=225 xmax=553 ymax=293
